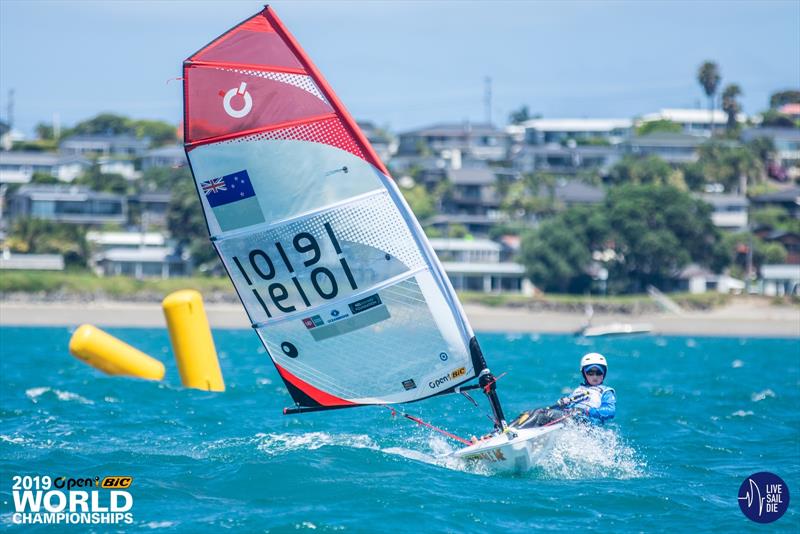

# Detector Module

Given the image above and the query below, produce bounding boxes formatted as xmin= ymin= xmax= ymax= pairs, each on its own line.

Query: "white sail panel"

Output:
xmin=184 ymin=7 xmax=482 ymax=410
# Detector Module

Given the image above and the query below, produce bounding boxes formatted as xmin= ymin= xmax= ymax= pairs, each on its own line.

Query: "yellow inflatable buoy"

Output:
xmin=69 ymin=324 xmax=165 ymax=380
xmin=162 ymin=289 xmax=225 ymax=392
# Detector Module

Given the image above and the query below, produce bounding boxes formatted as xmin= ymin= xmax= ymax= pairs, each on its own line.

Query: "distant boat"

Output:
xmin=577 ymin=322 xmax=653 ymax=337
xmin=574 ymin=303 xmax=652 ymax=337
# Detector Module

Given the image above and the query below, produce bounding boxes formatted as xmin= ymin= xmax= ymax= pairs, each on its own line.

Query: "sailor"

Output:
xmin=558 ymin=352 xmax=616 ymax=424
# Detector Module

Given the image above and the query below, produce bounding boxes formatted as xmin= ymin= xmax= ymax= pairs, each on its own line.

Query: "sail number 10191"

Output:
xmin=230 ymin=222 xmax=357 ymax=318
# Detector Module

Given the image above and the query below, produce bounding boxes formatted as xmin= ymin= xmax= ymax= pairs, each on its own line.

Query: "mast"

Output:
xmin=470 ymin=338 xmax=506 ymax=429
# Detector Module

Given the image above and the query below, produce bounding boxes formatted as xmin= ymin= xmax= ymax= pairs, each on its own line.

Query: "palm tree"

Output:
xmin=697 ymin=61 xmax=721 ymax=136
xmin=721 ymin=84 xmax=742 ymax=132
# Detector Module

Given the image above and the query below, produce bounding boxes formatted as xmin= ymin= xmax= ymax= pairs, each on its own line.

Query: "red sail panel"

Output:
xmin=184 ymin=6 xmax=389 ymax=174
xmin=188 ymin=12 xmax=302 ymax=71
xmin=218 ymin=116 xmax=366 ymax=161
xmin=275 ymin=364 xmax=356 ymax=407
xmin=184 ymin=66 xmax=334 ymax=144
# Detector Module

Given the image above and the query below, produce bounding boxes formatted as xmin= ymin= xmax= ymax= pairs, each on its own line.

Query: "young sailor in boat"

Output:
xmin=558 ymin=352 xmax=616 ymax=424
xmin=506 ymin=352 xmax=616 ymax=430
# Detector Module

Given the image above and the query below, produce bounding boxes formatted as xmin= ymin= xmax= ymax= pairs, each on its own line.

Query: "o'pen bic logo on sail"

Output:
xmin=201 ymin=170 xmax=265 ymax=231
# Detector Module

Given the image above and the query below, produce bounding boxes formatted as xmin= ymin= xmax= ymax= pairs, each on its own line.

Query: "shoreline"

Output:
xmin=1 ymin=299 xmax=797 ymax=337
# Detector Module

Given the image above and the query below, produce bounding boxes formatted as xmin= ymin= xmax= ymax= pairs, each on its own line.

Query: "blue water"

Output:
xmin=1 ymin=326 xmax=798 ymax=532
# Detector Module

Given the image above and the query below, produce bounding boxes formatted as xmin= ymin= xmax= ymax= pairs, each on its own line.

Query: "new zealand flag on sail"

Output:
xmin=201 ymin=170 xmax=265 ymax=231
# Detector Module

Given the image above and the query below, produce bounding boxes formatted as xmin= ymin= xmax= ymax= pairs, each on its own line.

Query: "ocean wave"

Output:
xmin=382 ymin=436 xmax=492 ymax=477
xmin=750 ymin=389 xmax=775 ymax=402
xmin=535 ymin=421 xmax=647 ymax=480
xmin=255 ymin=432 xmax=378 ymax=457
xmin=25 ymin=387 xmax=93 ymax=405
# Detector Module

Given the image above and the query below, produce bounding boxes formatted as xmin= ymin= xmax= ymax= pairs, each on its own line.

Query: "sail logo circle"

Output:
xmin=738 ymin=471 xmax=790 ymax=523
xmin=223 ymin=82 xmax=253 ymax=119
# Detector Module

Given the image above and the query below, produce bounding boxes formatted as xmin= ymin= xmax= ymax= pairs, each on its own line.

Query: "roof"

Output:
xmin=0 ymin=253 xmax=64 ymax=270
xmin=144 ymin=145 xmax=185 ymax=157
xmin=750 ymin=186 xmax=800 ymax=204
xmin=447 ymin=167 xmax=497 ymax=185
xmin=741 ymin=127 xmax=800 ymax=142
xmin=760 ymin=264 xmax=800 ymax=280
xmin=519 ymin=118 xmax=632 ymax=132
xmin=428 ymin=238 xmax=501 ymax=252
xmin=628 ymin=132 xmax=707 ymax=147
xmin=14 ymin=184 xmax=123 ymax=201
xmin=553 ymin=180 xmax=605 ymax=204
xmin=134 ymin=191 xmax=172 ymax=202
xmin=86 ymin=231 xmax=166 ymax=247
xmin=640 ymin=108 xmax=739 ymax=124
xmin=778 ymin=103 xmax=800 ymax=115
xmin=95 ymin=247 xmax=179 ymax=262
xmin=698 ymin=193 xmax=749 ymax=208
xmin=441 ymin=261 xmax=525 ymax=275
xmin=0 ymin=151 xmax=90 ymax=166
xmin=61 ymin=134 xmax=149 ymax=144
xmin=400 ymin=122 xmax=506 ymax=137
xmin=516 ymin=144 xmax=617 ymax=156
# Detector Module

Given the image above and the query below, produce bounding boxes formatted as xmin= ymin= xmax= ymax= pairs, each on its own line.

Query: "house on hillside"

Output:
xmin=429 ymin=237 xmax=532 ymax=294
xmin=741 ymin=127 xmax=800 ymax=179
xmin=396 ymin=122 xmax=509 ymax=162
xmin=8 ymin=184 xmax=127 ymax=225
xmin=512 ymin=144 xmax=619 ymax=174
xmin=431 ymin=166 xmax=507 ymax=237
xmin=638 ymin=108 xmax=744 ymax=137
xmin=623 ymin=132 xmax=706 ymax=164
xmin=141 ymin=145 xmax=187 ymax=170
xmin=750 ymin=187 xmax=800 ymax=219
xmin=515 ymin=118 xmax=632 ymax=146
xmin=59 ymin=134 xmax=151 ymax=157
xmin=697 ymin=194 xmax=749 ymax=231
xmin=0 ymin=151 xmax=90 ymax=183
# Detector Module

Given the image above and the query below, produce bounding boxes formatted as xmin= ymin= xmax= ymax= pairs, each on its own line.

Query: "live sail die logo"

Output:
xmin=737 ymin=471 xmax=790 ymax=523
xmin=11 ymin=475 xmax=134 ymax=525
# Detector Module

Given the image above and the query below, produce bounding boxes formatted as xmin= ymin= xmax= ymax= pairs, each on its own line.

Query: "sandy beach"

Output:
xmin=1 ymin=298 xmax=797 ymax=337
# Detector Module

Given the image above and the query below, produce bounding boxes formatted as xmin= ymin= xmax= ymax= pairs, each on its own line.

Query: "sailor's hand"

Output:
xmin=557 ymin=396 xmax=571 ymax=407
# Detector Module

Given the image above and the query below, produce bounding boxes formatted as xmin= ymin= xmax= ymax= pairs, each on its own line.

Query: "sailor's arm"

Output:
xmin=588 ymin=389 xmax=616 ymax=421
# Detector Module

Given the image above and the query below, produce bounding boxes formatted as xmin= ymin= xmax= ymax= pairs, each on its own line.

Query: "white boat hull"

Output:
xmin=450 ymin=423 xmax=563 ymax=473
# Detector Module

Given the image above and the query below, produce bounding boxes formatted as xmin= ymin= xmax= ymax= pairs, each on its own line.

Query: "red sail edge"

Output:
xmin=183 ymin=7 xmax=389 ymax=175
xmin=262 ymin=7 xmax=390 ymax=176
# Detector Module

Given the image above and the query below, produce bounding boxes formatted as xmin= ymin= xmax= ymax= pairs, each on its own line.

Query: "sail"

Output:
xmin=183 ymin=7 xmax=488 ymax=410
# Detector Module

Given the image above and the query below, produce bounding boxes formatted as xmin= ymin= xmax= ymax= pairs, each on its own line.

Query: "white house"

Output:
xmin=429 ymin=238 xmax=532 ymax=295
xmin=638 ymin=108 xmax=745 ymax=137
xmin=516 ymin=118 xmax=632 ymax=146
xmin=0 ymin=151 xmax=90 ymax=183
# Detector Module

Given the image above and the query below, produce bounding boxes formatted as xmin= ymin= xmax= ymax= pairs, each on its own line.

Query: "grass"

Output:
xmin=4 ymin=270 xmax=786 ymax=312
xmin=0 ymin=270 xmax=234 ymax=298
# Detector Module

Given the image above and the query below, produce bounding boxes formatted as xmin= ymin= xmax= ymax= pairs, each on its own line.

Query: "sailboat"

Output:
xmin=182 ymin=6 xmax=559 ymax=472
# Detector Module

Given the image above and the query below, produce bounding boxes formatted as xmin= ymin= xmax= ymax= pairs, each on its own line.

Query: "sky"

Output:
xmin=1 ymin=0 xmax=798 ymax=137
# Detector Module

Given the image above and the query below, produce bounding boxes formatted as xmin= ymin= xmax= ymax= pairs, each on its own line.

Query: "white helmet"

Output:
xmin=580 ymin=353 xmax=608 ymax=375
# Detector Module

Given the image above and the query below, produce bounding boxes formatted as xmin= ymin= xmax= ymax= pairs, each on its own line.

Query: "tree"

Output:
xmin=721 ymin=84 xmax=742 ymax=132
xmin=520 ymin=218 xmax=593 ymax=293
xmin=697 ymin=61 xmax=721 ymax=135
xmin=132 ymin=119 xmax=177 ymax=147
xmin=635 ymin=119 xmax=682 ymax=136
xmin=401 ymin=184 xmax=436 ymax=221
xmin=35 ymin=122 xmax=55 ymax=140
xmin=606 ymin=155 xmax=673 ymax=186
xmin=74 ymin=163 xmax=130 ymax=195
xmin=69 ymin=113 xmax=134 ymax=136
xmin=508 ymin=105 xmax=531 ymax=125
xmin=769 ymin=90 xmax=800 ymax=109
xmin=165 ymin=173 xmax=220 ymax=270
xmin=760 ymin=109 xmax=796 ymax=128
xmin=6 ymin=218 xmax=90 ymax=268
xmin=605 ymin=184 xmax=722 ymax=291
xmin=694 ymin=141 xmax=763 ymax=194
